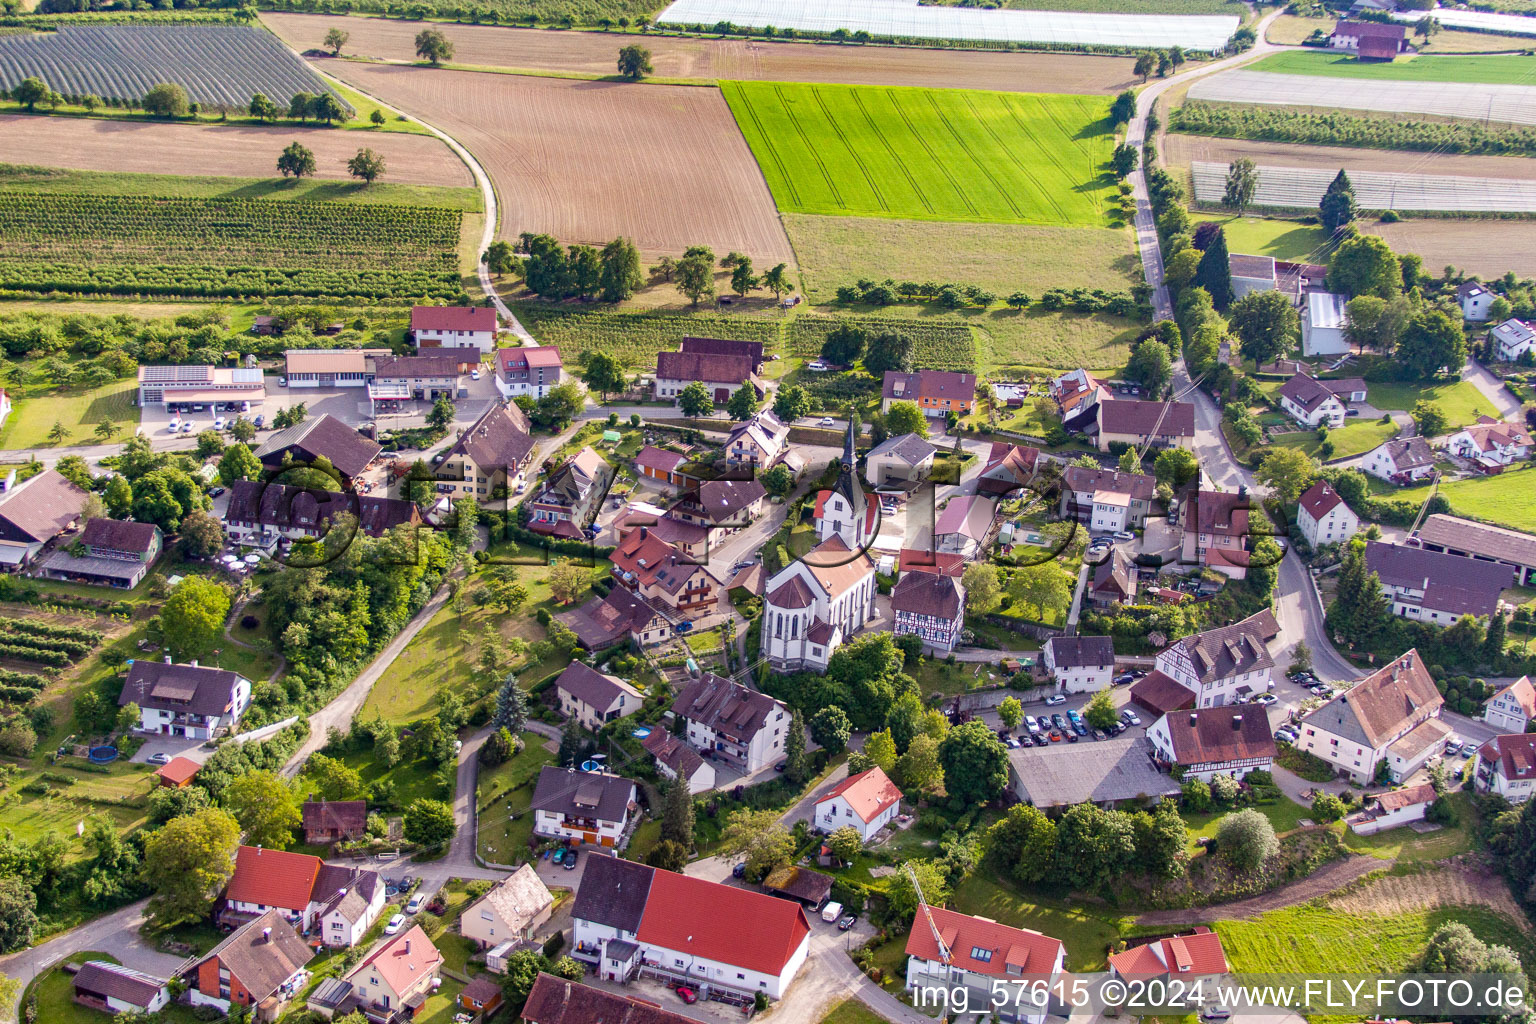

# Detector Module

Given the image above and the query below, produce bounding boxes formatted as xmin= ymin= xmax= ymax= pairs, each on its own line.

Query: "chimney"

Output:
xmin=640 ymin=526 xmax=648 ymax=539
xmin=190 ymin=659 xmax=198 ymax=668
xmin=263 ymin=927 xmax=272 ymax=943
xmin=1232 ymin=714 xmax=1243 ymax=729
xmin=164 ymin=655 xmax=172 ymax=664
xmin=404 ymin=940 xmax=411 ymax=954
xmin=1188 ymin=713 xmax=1198 ymax=726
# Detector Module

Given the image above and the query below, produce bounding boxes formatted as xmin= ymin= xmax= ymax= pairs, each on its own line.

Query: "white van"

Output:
xmin=820 ymin=901 xmax=843 ymax=923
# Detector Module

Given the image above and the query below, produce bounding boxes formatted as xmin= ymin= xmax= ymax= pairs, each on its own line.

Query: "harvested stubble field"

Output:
xmin=0 ymin=115 xmax=472 ymax=187
xmin=1373 ymin=218 xmax=1536 ymax=277
xmin=261 ymin=13 xmax=1139 ymax=93
xmin=326 ymin=61 xmax=794 ymax=262
xmin=784 ymin=214 xmax=1137 ymax=299
xmin=724 ymin=80 xmax=1116 ymax=226
xmin=1164 ymin=132 xmax=1536 ymax=183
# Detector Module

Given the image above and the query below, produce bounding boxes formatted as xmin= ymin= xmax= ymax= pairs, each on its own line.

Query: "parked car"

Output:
xmin=167 ymin=419 xmax=180 ymax=433
xmin=147 ymin=752 xmax=170 ymax=765
xmin=774 ymin=761 xmax=787 ymax=772
xmin=564 ymin=849 xmax=579 ymax=870
xmin=1023 ymin=715 xmax=1040 ymax=735
xmin=1113 ymin=672 xmax=1135 ymax=685
xmin=1200 ymin=1008 xmax=1231 ymax=1022
xmin=384 ymin=914 xmax=406 ymax=935
xmin=1120 ymin=709 xmax=1142 ymax=727
xmin=1275 ymin=728 xmax=1298 ymax=743
xmin=240 ymin=400 xmax=250 ymax=413
xmin=1072 ymin=720 xmax=1088 ymax=737
xmin=253 ymin=414 xmax=264 ymax=428
xmin=1113 ymin=530 xmax=1135 ymax=541
xmin=1460 ymin=741 xmax=1478 ymax=757
xmin=278 ymin=377 xmax=287 ymax=386
xmin=470 ymin=369 xmax=481 ymax=380
xmin=1051 ymin=713 xmax=1066 ymax=731
xmin=1044 ymin=694 xmax=1067 ymax=706
xmin=1048 ymin=730 xmax=1062 ymax=742
xmin=676 ymin=988 xmax=697 ymax=1005
xmin=213 ymin=417 xmax=227 ymax=431
xmin=209 ymin=486 xmax=225 ymax=498
xmin=551 ymin=848 xmax=564 ymax=864
xmin=818 ymin=417 xmax=835 ymax=427
xmin=1006 ymin=737 xmax=1022 ymax=748
xmin=1067 ymin=709 xmax=1082 ymax=724
xmin=1091 ymin=729 xmax=1108 ymax=741
xmin=406 ymin=892 xmax=425 ymax=915
xmin=732 ymin=863 xmax=746 ymax=878
xmin=1032 ymin=733 xmax=1049 ymax=747
xmin=180 ymin=421 xmax=195 ymax=433
xmin=838 ymin=914 xmax=857 ymax=931
xmin=1255 ymin=693 xmax=1278 ymax=707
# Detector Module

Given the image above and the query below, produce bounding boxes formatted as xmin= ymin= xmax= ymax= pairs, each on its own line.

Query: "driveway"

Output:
xmin=1463 ymin=358 xmax=1524 ymax=420
xmin=128 ymin=734 xmax=214 ymax=766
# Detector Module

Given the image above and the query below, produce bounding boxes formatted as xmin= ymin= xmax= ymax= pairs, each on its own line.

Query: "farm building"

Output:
xmin=1411 ymin=513 xmax=1536 ymax=587
xmin=1328 ymin=19 xmax=1410 ymax=58
xmin=39 ymin=517 xmax=162 ymax=589
xmin=1229 ymin=253 xmax=1277 ymax=300
xmin=301 ymin=800 xmax=367 ymax=845
xmin=1302 ymin=292 xmax=1351 ymax=356
xmin=137 ymin=364 xmax=265 ymax=412
xmin=72 ymin=962 xmax=170 ymax=1016
xmin=282 ymin=349 xmax=383 ymax=388
xmin=654 ymin=351 xmax=758 ymax=405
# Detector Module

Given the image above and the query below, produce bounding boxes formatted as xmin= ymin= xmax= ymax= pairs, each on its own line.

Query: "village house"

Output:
xmin=301 ymin=800 xmax=367 ymax=845
xmin=1297 ymin=649 xmax=1447 ymax=783
xmin=39 ymin=517 xmax=162 ymax=589
xmin=219 ymin=845 xmax=386 ymax=945
xmin=1493 ymin=318 xmax=1536 ymax=363
xmin=1230 ymin=253 xmax=1277 ymax=301
xmin=1108 ymin=929 xmax=1230 ymax=981
xmin=1095 ymin=398 xmax=1195 ymax=452
xmin=1365 ymin=540 xmax=1513 ymax=624
xmin=137 ymin=364 xmax=265 ymax=413
xmin=866 ymin=432 xmax=938 ymax=488
xmin=609 ymin=528 xmax=723 ymax=617
xmin=223 ymin=481 xmax=421 ymax=549
xmin=672 ymin=672 xmax=790 ymax=775
xmin=816 ymin=426 xmax=876 ymax=551
xmin=654 ymin=350 xmax=757 ymax=405
xmin=1484 ymin=677 xmax=1536 ymax=733
xmin=1349 ymin=783 xmax=1438 ymax=834
xmin=1459 ymin=281 xmax=1498 ymax=322
xmin=282 ymin=348 xmax=382 ymax=389
xmin=891 ymin=570 xmax=966 ymax=655
xmin=1146 ymin=706 xmax=1277 ymax=782
xmin=1051 ymin=368 xmax=1107 ymax=430
xmin=761 ymin=535 xmax=878 ymax=672
xmin=611 ymin=502 xmax=710 ymax=561
xmin=253 ymin=413 xmax=381 ymax=487
xmin=1186 ymin=489 xmax=1254 ymax=579
xmin=557 ymin=582 xmax=673 ymax=651
xmin=185 ymin=910 xmax=313 ymax=1016
xmin=571 ymin=855 xmax=811 ymax=1001
xmin=410 ymin=304 xmax=497 ymax=351
xmin=0 ymin=469 xmax=90 ymax=570
xmin=367 ymin=349 xmax=479 ymax=412
xmin=935 ymin=494 xmax=997 ymax=559
xmin=554 ymin=662 xmax=643 ymax=732
xmin=433 ymin=400 xmax=537 ymax=499
xmin=669 ymin=479 xmax=767 ymax=538
xmin=1089 ymin=547 xmax=1138 ymax=607
xmin=1043 ymin=635 xmax=1115 ymax=694
xmin=1303 ymin=292 xmax=1351 ymax=356
xmin=1444 ymin=416 xmax=1532 ymax=469
xmin=1364 ymin=436 xmax=1436 ymax=485
xmin=529 ymin=447 xmax=612 ymax=539
xmin=532 ymin=767 xmax=638 ymax=849
xmin=1153 ymin=610 xmax=1279 ymax=709
xmin=1296 ymin=480 xmax=1359 ymax=549
xmin=72 ymin=962 xmax=170 ymax=1017
xmin=642 ymin=729 xmax=717 ymax=794
xmin=1476 ymin=733 xmax=1536 ymax=803
xmin=346 ymin=925 xmax=443 ymax=1020
xmin=1060 ymin=467 xmax=1157 ymax=529
xmin=461 ymin=863 xmax=555 ymax=950
xmin=882 ymin=369 xmax=977 ymax=419
xmin=119 ymin=658 xmax=250 ymax=740
xmin=681 ymin=335 xmax=765 ymax=370
xmin=975 ymin=441 xmax=1041 ymax=497
xmin=495 ymin=345 xmax=564 ymax=398
xmin=634 ymin=446 xmax=690 ymax=487
xmin=1329 ymin=18 xmax=1411 ymax=58
xmin=1278 ymin=373 xmax=1348 ymax=429
xmin=1411 ymin=513 xmax=1536 ymax=587
xmin=814 ymin=766 xmax=902 ymax=842
xmin=523 ymin=976 xmax=700 ymax=1024
xmin=724 ymin=409 xmax=793 ymax=469
xmin=905 ymin=907 xmax=1064 ymax=1024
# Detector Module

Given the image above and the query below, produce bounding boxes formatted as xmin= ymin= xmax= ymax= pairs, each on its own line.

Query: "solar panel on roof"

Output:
xmin=231 ymin=368 xmax=263 ymax=383
xmin=139 ymin=365 xmax=212 ymax=383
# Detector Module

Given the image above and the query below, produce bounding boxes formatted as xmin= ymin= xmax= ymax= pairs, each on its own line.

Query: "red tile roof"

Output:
xmin=898 ymin=549 xmax=967 ymax=578
xmin=634 ymin=446 xmax=686 ymax=474
xmin=1298 ymin=480 xmax=1346 ymax=521
xmin=1130 ymin=670 xmax=1197 ymax=715
xmin=354 ymin=924 xmax=442 ymax=996
xmin=904 ymin=906 xmax=1063 ymax=978
xmin=411 ymin=305 xmax=496 ymax=333
xmin=1479 ymin=733 xmax=1536 ymax=782
xmin=225 ymin=845 xmax=322 ymax=912
xmin=816 ymin=767 xmax=902 ymax=823
xmin=1109 ymin=929 xmax=1229 ymax=977
xmin=636 ymin=869 xmax=810 ymax=976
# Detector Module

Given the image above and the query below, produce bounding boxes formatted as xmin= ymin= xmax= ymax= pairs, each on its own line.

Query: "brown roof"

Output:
xmin=655 ymin=350 xmax=754 ymax=385
xmin=634 ymin=445 xmax=686 ymax=474
xmin=195 ymin=910 xmax=313 ymax=1002
xmin=882 ymin=369 xmax=976 ymax=404
xmin=254 ymin=414 xmax=382 ymax=479
xmin=1159 ymin=706 xmax=1277 ymax=766
xmin=224 ymin=480 xmax=421 ymax=538
xmin=1415 ymin=514 xmax=1536 ymax=569
xmin=74 ymin=961 xmax=166 ymax=1008
xmin=301 ymin=800 xmax=367 ymax=835
xmin=1131 ymin=670 xmax=1198 ymax=715
xmin=1173 ymin=610 xmax=1279 ymax=684
xmin=891 ymin=570 xmax=963 ymax=620
xmin=979 ymin=442 xmax=1040 ymax=495
xmin=1334 ymin=18 xmax=1408 ymax=39
xmin=1376 ymin=436 xmax=1435 ymax=472
xmin=1298 ymin=480 xmax=1346 ymax=521
xmin=1365 ymin=540 xmax=1512 ymax=618
xmin=1373 ymin=782 xmax=1437 ymax=812
xmin=555 ymin=662 xmax=640 ymax=711
xmin=154 ymin=756 xmax=201 ymax=786
xmin=672 ymin=673 xmax=785 ymax=743
xmin=523 ymin=975 xmax=699 ymax=1024
xmin=1098 ymin=398 xmax=1195 ymax=439
xmin=444 ymin=401 xmax=535 ymax=471
xmin=120 ymin=659 xmax=244 ymax=717
xmin=1279 ymin=373 xmax=1339 ymax=415
xmin=284 ymin=349 xmax=368 ymax=375
xmin=0 ymin=469 xmax=88 ymax=543
xmin=81 ymin=517 xmax=159 ymax=554
xmin=1092 ymin=548 xmax=1135 ymax=599
xmin=641 ymin=729 xmax=706 ymax=779
xmin=1479 ymin=733 xmax=1536 ymax=782
xmin=1196 ymin=489 xmax=1250 ymax=539
xmin=373 ymin=348 xmax=481 ymax=378
xmin=531 ymin=767 xmax=635 ymax=822
xmin=1062 ymin=466 xmax=1156 ymax=502
xmin=762 ymin=864 xmax=835 ymax=904
xmin=681 ymin=479 xmax=766 ymax=524
xmin=557 ymin=587 xmax=667 ymax=650
xmin=680 ymin=336 xmax=764 ymax=367
xmin=1303 ymin=649 xmax=1442 ymax=749
xmin=1357 ymin=35 xmax=1401 ymax=59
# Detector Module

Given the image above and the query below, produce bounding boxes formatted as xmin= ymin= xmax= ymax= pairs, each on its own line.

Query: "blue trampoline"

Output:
xmin=87 ymin=745 xmax=118 ymax=764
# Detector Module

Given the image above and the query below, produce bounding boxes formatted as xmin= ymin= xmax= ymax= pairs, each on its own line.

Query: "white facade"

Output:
xmin=1462 ymin=284 xmax=1497 ymax=322
xmin=815 ymin=491 xmax=872 ymax=550
xmin=814 ymin=791 xmax=898 ymax=842
xmin=905 ymin=951 xmax=1063 ymax=1024
xmin=1445 ymin=425 xmax=1531 ymax=467
xmin=653 ymin=754 xmax=716 ymax=794
xmin=1145 ymin=715 xmax=1272 ymax=783
xmin=1349 ymin=795 xmax=1431 ymax=834
xmin=135 ymin=678 xmax=250 ymax=741
xmin=1281 ymin=391 xmax=1345 ymax=429
xmin=1484 ymin=681 xmax=1535 ymax=733
xmin=1493 ymin=319 xmax=1536 ymax=363
xmin=1089 ymin=493 xmax=1131 ymax=533
xmin=1297 ymin=497 xmax=1359 ymax=548
xmin=1302 ymin=292 xmax=1350 ymax=356
xmin=317 ymin=886 xmax=387 ymax=948
xmin=1155 ymin=645 xmax=1270 ymax=709
xmin=1364 ymin=443 xmax=1435 ymax=484
xmin=761 ymin=548 xmax=877 ymax=674
xmin=1043 ymin=640 xmax=1114 ymax=694
xmin=571 ymin=917 xmax=810 ymax=1000
xmin=681 ymin=710 xmax=785 ymax=776
xmin=416 ymin=326 xmax=494 ymax=352
xmin=533 ymin=804 xmax=632 ymax=848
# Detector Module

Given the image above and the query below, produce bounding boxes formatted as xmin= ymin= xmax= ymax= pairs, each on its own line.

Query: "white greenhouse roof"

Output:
xmin=656 ymin=0 xmax=1239 ymax=50
xmin=1191 ymin=161 xmax=1536 ymax=213
xmin=1392 ymin=7 xmax=1536 ymax=37
xmin=1189 ymin=70 xmax=1536 ymax=127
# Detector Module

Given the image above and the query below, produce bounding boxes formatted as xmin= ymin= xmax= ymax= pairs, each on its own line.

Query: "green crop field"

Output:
xmin=1395 ymin=466 xmax=1536 ymax=532
xmin=722 ymin=81 xmax=1117 ymax=226
xmin=1249 ymin=50 xmax=1536 ymax=86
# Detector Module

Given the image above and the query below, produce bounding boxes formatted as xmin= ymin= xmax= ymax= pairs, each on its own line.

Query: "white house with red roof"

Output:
xmin=411 ymin=305 xmax=497 ymax=352
xmin=219 ymin=845 xmax=384 ymax=945
xmin=345 ymin=924 xmax=443 ymax=1019
xmin=904 ymin=907 xmax=1064 ymax=1024
xmin=814 ymin=766 xmax=903 ymax=842
xmin=496 ymin=345 xmax=564 ymax=398
xmin=1444 ymin=416 xmax=1532 ymax=469
xmin=1484 ymin=677 xmax=1536 ymax=733
xmin=1295 ymin=480 xmax=1359 ymax=549
xmin=1475 ymin=733 xmax=1536 ymax=803
xmin=1108 ymin=928 xmax=1229 ymax=980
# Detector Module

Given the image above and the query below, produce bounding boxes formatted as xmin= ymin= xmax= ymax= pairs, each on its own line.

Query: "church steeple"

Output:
xmin=842 ymin=417 xmax=856 ymax=472
xmin=834 ymin=416 xmax=866 ymax=544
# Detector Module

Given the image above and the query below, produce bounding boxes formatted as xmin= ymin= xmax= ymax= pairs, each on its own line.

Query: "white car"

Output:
xmin=1113 ymin=531 xmax=1135 ymax=542
xmin=180 ymin=421 xmax=195 ymax=433
xmin=818 ymin=417 xmax=835 ymax=427
xmin=167 ymin=419 xmax=181 ymax=433
xmin=471 ymin=369 xmax=481 ymax=380
xmin=1254 ymin=693 xmax=1278 ymax=707
xmin=384 ymin=914 xmax=406 ymax=935
xmin=1044 ymin=694 xmax=1067 ymax=706
xmin=213 ymin=417 xmax=227 ymax=430
xmin=1120 ymin=709 xmax=1143 ymax=727
xmin=406 ymin=892 xmax=426 ymax=915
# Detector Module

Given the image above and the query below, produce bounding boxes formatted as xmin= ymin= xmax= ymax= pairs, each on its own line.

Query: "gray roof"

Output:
xmin=671 ymin=673 xmax=785 ymax=743
xmin=1229 ymin=253 xmax=1276 ymax=281
xmin=1173 ymin=610 xmax=1279 ymax=684
xmin=307 ymin=977 xmax=354 ymax=1011
xmin=1415 ymin=514 xmax=1536 ymax=569
xmin=1375 ymin=436 xmax=1435 ymax=471
xmin=866 ymin=432 xmax=937 ymax=466
xmin=119 ymin=659 xmax=245 ymax=716
xmin=254 ymin=414 xmax=382 ymax=479
xmin=571 ymin=853 xmax=654 ymax=933
xmin=193 ymin=909 xmax=312 ymax=1003
xmin=1007 ymin=735 xmax=1180 ymax=807
xmin=80 ymin=517 xmax=159 ymax=553
xmin=0 ymin=469 xmax=89 ymax=543
xmin=39 ymin=549 xmax=147 ymax=582
xmin=1062 ymin=466 xmax=1156 ymax=502
xmin=531 ymin=766 xmax=635 ymax=823
xmin=74 ymin=961 xmax=166 ymax=1008
xmin=1365 ymin=540 xmax=1512 ymax=617
xmin=1046 ymin=635 xmax=1114 ymax=669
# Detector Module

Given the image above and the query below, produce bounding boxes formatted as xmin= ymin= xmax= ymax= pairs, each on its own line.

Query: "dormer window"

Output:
xmin=972 ymin=947 xmax=993 ymax=963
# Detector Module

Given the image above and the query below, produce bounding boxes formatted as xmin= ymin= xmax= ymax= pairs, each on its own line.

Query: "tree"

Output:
xmin=142 ymin=806 xmax=240 ymax=929
xmin=288 ymin=91 xmax=315 ymax=121
xmin=826 ymin=825 xmax=863 ymax=864
xmin=598 ymin=236 xmax=643 ymax=302
xmin=1126 ymin=337 xmax=1172 ymax=396
xmin=1319 ymin=169 xmax=1358 ymax=234
xmin=1195 ymin=228 xmax=1234 ymax=310
xmin=1256 ymin=445 xmax=1316 ymax=504
xmin=1399 ymin=309 xmax=1467 ymax=380
xmin=772 ymin=384 xmax=811 ymax=423
xmin=938 ymin=720 xmax=1008 ymax=810
xmin=403 ymin=799 xmax=455 ymax=848
xmin=1223 ymin=157 xmax=1258 ymax=213
xmin=730 ymin=256 xmax=757 ymax=297
xmin=991 ymin=803 xmax=1057 ymax=884
xmin=1006 ymin=560 xmax=1072 ymax=621
xmin=895 ymin=733 xmax=943 ymax=793
xmin=557 ymin=713 xmax=584 ymax=769
xmin=884 ymin=400 xmax=927 ymax=439
xmin=484 ymin=239 xmax=518 ymax=277
xmin=998 ymin=696 xmax=1023 ymax=730
xmin=104 ymin=475 xmax=133 ymax=519
xmin=1111 ymin=144 xmax=1139 ymax=178
xmin=721 ymin=809 xmax=793 ymax=880
xmin=1229 ymin=289 xmax=1300 ymax=367
xmin=677 ymin=380 xmax=712 ymax=419
xmin=660 ymin=776 xmax=695 ymax=848
xmin=502 ymin=949 xmax=549 ymax=1007
xmin=784 ymin=708 xmax=808 ymax=784
xmin=1310 ymin=792 xmax=1346 ymax=824
xmin=580 ymin=352 xmax=626 ymax=402
xmin=864 ymin=730 xmax=898 ymax=774
xmin=310 ymin=92 xmax=345 ymax=124
xmin=617 ymin=43 xmax=653 ymax=79
xmin=161 ymin=576 xmax=230 ymax=658
xmin=1134 ymin=50 xmax=1155 ymax=81
xmin=1053 ymin=803 xmax=1137 ymax=889
xmin=0 ymin=875 xmax=37 ymax=953
xmin=304 ymin=753 xmax=364 ymax=801
xmin=1411 ymin=400 xmax=1448 ymax=438
xmin=347 ymin=148 xmax=386 ymax=184
xmin=727 ymin=382 xmax=757 ymax=421
xmin=810 ymin=706 xmax=852 ymax=754
xmin=179 ymin=510 xmax=224 ymax=558
xmin=428 ymin=394 xmax=455 ymax=431
xmin=216 ymin=443 xmax=261 ymax=486
xmin=1137 ymin=803 xmax=1191 ymax=879
xmin=1084 ymin=688 xmax=1119 ymax=731
xmin=415 ymin=28 xmax=454 ymax=64
xmin=143 ymin=82 xmax=189 ymax=118
xmin=491 ymin=673 xmax=529 ymax=735
xmin=1110 ymin=89 xmax=1136 ymax=125
xmin=248 ymin=92 xmax=278 ymax=121
xmin=886 ymin=859 xmax=949 ymax=921
xmin=325 ymin=26 xmax=349 ymax=55
xmin=223 ymin=770 xmax=301 ymax=849
xmin=761 ymin=463 xmax=794 ymax=497
xmin=1119 ymin=449 xmax=1142 ymax=475
xmin=962 ymin=562 xmax=1000 ymax=612
xmin=1154 ymin=447 xmax=1198 ymax=489
xmin=863 ymin=331 xmax=914 ymax=375
xmin=14 ymin=76 xmax=49 ymax=111
xmin=1330 ymin=233 xmax=1401 ymax=300
xmin=820 ymin=324 xmax=866 ymax=365
xmin=276 ymin=140 xmax=316 ymax=179
xmin=548 ymin=559 xmax=587 ymax=605
xmin=675 ymin=250 xmax=715 ymax=306
xmin=1215 ymin=808 xmax=1278 ymax=872
xmin=762 ymin=262 xmax=790 ymax=299
xmin=230 ymin=416 xmax=256 ymax=443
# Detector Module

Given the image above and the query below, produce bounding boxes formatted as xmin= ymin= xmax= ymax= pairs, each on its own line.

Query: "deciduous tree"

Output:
xmin=403 ymin=798 xmax=455 ymax=848
xmin=1399 ymin=309 xmax=1467 ymax=380
xmin=347 ymin=147 xmax=386 ymax=184
xmin=772 ymin=384 xmax=810 ymax=423
xmin=1330 ymin=233 xmax=1401 ymax=300
xmin=727 ymin=382 xmax=757 ymax=421
xmin=1411 ymin=400 xmax=1448 ymax=438
xmin=325 ymin=27 xmax=349 ymax=55
xmin=884 ymin=400 xmax=927 ymax=438
xmin=415 ymin=28 xmax=454 ymax=64
xmin=1223 ymin=157 xmax=1257 ymax=212
xmin=142 ymin=806 xmax=240 ymax=929
xmin=1215 ymin=808 xmax=1278 ymax=871
xmin=143 ymin=82 xmax=189 ymax=118
xmin=677 ymin=380 xmax=712 ymax=419
xmin=581 ymin=351 xmax=627 ymax=401
xmin=160 ymin=576 xmax=230 ymax=658
xmin=616 ymin=43 xmax=653 ymax=79
xmin=1084 ymin=689 xmax=1119 ymax=731
xmin=223 ymin=770 xmax=301 ymax=849
xmin=961 ymin=562 xmax=1000 ymax=612
xmin=598 ymin=236 xmax=643 ymax=302
xmin=1229 ymin=287 xmax=1300 ymax=367
xmin=937 ymin=720 xmax=1007 ymax=810
xmin=810 ymin=706 xmax=851 ymax=754
xmin=886 ymin=859 xmax=949 ymax=920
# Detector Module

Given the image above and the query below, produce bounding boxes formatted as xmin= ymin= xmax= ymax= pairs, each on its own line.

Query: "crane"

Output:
xmin=905 ymin=863 xmax=951 ymax=966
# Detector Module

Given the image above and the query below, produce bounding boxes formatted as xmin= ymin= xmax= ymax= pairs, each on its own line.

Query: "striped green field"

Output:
xmin=1248 ymin=50 xmax=1536 ymax=86
xmin=721 ymin=81 xmax=1117 ymax=227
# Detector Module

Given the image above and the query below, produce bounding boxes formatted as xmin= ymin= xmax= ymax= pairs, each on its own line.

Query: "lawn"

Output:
xmin=20 ymin=951 xmax=204 ymax=1024
xmin=1271 ymin=417 xmax=1399 ymax=459
xmin=723 ymin=82 xmax=1117 ymax=227
xmin=1196 ymin=215 xmax=1334 ymax=263
xmin=1337 ymin=794 xmax=1476 ymax=863
xmin=1394 ymin=465 xmax=1536 ymax=532
xmin=0 ymin=761 xmax=152 ymax=860
xmin=977 ymin=308 xmax=1141 ymax=374
xmin=1364 ymin=380 xmax=1495 ymax=425
xmin=0 ymin=378 xmax=136 ymax=449
xmin=821 ymin=999 xmax=892 ymax=1024
xmin=475 ymin=731 xmax=556 ymax=866
xmin=1181 ymin=795 xmax=1310 ymax=850
xmin=1249 ymin=50 xmax=1536 ymax=86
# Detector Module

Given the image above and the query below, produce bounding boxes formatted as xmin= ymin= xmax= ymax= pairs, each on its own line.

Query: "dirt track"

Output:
xmin=1163 ymin=133 xmax=1536 ymax=182
xmin=264 ymin=12 xmax=1138 ymax=93
xmin=1136 ymin=855 xmax=1387 ymax=926
xmin=0 ymin=114 xmax=472 ymax=187
xmin=323 ymin=61 xmax=794 ymax=262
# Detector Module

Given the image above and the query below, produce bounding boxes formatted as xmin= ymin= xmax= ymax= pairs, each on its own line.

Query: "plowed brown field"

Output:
xmin=263 ymin=12 xmax=1137 ymax=93
xmin=0 ymin=115 xmax=471 ymax=187
xmin=1374 ymin=219 xmax=1536 ymax=278
xmin=324 ymin=61 xmax=794 ymax=261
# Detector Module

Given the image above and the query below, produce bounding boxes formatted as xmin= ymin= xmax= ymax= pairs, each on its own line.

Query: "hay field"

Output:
xmin=327 ymin=62 xmax=793 ymax=262
xmin=0 ymin=115 xmax=471 ymax=187
xmin=723 ymin=81 xmax=1115 ymax=225
xmin=262 ymin=13 xmax=1138 ymax=93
